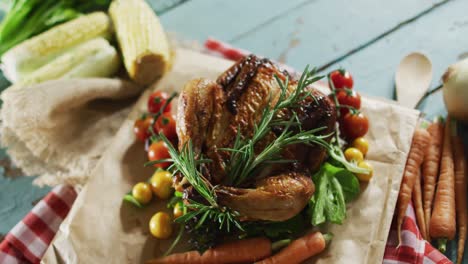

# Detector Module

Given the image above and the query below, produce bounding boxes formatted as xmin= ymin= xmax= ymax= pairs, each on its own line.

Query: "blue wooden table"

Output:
xmin=1 ymin=0 xmax=467 ymax=261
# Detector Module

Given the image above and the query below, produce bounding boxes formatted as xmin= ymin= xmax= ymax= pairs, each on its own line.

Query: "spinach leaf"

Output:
xmin=123 ymin=193 xmax=143 ymax=208
xmin=308 ymin=162 xmax=360 ymax=226
xmin=335 ymin=169 xmax=360 ymax=202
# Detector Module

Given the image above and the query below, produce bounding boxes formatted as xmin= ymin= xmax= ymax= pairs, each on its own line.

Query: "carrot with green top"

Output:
xmin=451 ymin=120 xmax=467 ymax=264
xmin=429 ymin=117 xmax=456 ymax=252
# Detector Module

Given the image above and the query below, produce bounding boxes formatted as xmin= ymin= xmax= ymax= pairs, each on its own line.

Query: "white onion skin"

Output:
xmin=443 ymin=58 xmax=468 ymax=122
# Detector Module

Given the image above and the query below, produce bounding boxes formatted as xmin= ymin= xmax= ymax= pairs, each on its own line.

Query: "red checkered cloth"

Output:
xmin=384 ymin=203 xmax=451 ymax=264
xmin=0 ymin=38 xmax=452 ymax=264
xmin=0 ymin=185 xmax=76 ymax=264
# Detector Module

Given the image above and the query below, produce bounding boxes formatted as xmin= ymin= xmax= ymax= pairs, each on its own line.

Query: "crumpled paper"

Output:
xmin=41 ymin=49 xmax=420 ymax=264
xmin=0 ymin=78 xmax=142 ymax=186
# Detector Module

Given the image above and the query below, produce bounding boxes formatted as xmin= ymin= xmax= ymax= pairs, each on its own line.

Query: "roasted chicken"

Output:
xmin=176 ymin=55 xmax=336 ymax=221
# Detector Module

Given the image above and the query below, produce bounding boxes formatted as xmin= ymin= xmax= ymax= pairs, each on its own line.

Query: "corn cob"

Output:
xmin=15 ymin=38 xmax=120 ymax=87
xmin=1 ymin=12 xmax=113 ymax=83
xmin=109 ymin=0 xmax=172 ymax=85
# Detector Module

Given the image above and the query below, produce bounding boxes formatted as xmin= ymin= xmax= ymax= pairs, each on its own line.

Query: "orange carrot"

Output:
xmin=430 ymin=117 xmax=456 ymax=252
xmin=147 ymin=237 xmax=271 ymax=264
xmin=255 ymin=232 xmax=330 ymax=264
xmin=451 ymin=121 xmax=467 ymax=264
xmin=422 ymin=118 xmax=444 ymax=239
xmin=413 ymin=167 xmax=427 ymax=239
xmin=397 ymin=128 xmax=431 ymax=243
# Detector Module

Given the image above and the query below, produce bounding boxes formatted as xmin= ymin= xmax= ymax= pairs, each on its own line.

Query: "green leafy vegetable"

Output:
xmin=309 ymin=162 xmax=360 ymax=226
xmin=166 ymin=192 xmax=183 ymax=209
xmin=334 ymin=168 xmax=360 ymax=202
xmin=123 ymin=193 xmax=143 ymax=208
xmin=0 ymin=0 xmax=111 ymax=56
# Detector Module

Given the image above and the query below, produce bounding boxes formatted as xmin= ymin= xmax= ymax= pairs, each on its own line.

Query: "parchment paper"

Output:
xmin=42 ymin=49 xmax=420 ymax=264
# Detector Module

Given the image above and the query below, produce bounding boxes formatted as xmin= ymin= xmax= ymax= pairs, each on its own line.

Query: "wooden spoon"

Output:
xmin=395 ymin=52 xmax=433 ymax=109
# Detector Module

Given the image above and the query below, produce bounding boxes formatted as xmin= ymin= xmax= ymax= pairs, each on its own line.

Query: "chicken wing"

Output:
xmin=216 ymin=172 xmax=315 ymax=221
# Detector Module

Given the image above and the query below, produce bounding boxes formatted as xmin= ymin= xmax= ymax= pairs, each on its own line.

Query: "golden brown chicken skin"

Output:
xmin=176 ymin=55 xmax=336 ymax=221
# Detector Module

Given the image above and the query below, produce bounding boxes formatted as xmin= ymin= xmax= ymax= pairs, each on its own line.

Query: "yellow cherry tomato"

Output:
xmin=150 ymin=170 xmax=173 ymax=199
xmin=173 ymin=203 xmax=183 ymax=219
xmin=351 ymin=137 xmax=369 ymax=156
xmin=356 ymin=161 xmax=373 ymax=182
xmin=149 ymin=212 xmax=173 ymax=239
xmin=344 ymin=147 xmax=364 ymax=163
xmin=132 ymin=182 xmax=152 ymax=204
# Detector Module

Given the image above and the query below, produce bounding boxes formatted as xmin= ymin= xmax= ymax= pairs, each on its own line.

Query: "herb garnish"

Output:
xmin=152 ymin=66 xmax=332 ymax=232
xmin=158 ymin=135 xmax=243 ymax=232
xmin=154 ymin=66 xmax=369 ymax=238
xmin=308 ymin=162 xmax=360 ymax=226
xmin=222 ymin=66 xmax=331 ymax=186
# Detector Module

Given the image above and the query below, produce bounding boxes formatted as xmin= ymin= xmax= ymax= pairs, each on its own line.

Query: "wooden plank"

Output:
xmin=229 ymin=0 xmax=446 ymax=69
xmin=0 ymin=149 xmax=50 ymax=234
xmin=318 ymin=0 xmax=468 ymax=120
xmin=159 ymin=0 xmax=308 ymax=42
xmin=147 ymin=0 xmax=189 ymax=14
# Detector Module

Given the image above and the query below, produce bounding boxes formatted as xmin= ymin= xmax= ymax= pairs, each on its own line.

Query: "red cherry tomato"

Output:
xmin=341 ymin=112 xmax=369 ymax=139
xmin=330 ymin=70 xmax=354 ymax=89
xmin=148 ymin=91 xmax=171 ymax=114
xmin=133 ymin=116 xmax=153 ymax=142
xmin=156 ymin=113 xmax=177 ymax=140
xmin=336 ymin=89 xmax=361 ymax=116
xmin=148 ymin=141 xmax=171 ymax=168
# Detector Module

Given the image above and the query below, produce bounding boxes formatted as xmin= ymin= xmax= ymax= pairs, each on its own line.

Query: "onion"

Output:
xmin=443 ymin=58 xmax=468 ymax=122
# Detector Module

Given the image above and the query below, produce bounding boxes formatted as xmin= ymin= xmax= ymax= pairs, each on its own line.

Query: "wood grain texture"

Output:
xmin=147 ymin=0 xmax=189 ymax=14
xmin=0 ymin=1 xmax=467 ymax=262
xmin=0 ymin=149 xmax=50 ymax=234
xmin=229 ymin=0 xmax=447 ymax=68
xmin=159 ymin=0 xmax=308 ymax=42
xmin=319 ymin=0 xmax=468 ymax=120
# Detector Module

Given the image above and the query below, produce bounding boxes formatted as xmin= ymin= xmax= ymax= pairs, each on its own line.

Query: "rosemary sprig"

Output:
xmin=223 ymin=66 xmax=330 ymax=186
xmin=163 ymin=225 xmax=184 ymax=256
xmin=159 ymin=135 xmax=243 ymax=231
xmin=161 ymin=135 xmax=216 ymax=206
xmin=175 ymin=200 xmax=243 ymax=232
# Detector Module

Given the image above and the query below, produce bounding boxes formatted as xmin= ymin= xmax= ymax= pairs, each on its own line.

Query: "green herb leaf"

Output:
xmin=334 ymin=169 xmax=360 ymax=202
xmin=123 ymin=194 xmax=143 ymax=208
xmin=309 ymin=162 xmax=360 ymax=226
xmin=167 ymin=195 xmax=182 ymax=209
xmin=328 ymin=145 xmax=370 ymax=174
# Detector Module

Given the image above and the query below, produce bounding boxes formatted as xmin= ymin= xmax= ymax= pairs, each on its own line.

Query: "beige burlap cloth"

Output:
xmin=0 ymin=78 xmax=143 ymax=186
